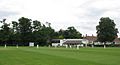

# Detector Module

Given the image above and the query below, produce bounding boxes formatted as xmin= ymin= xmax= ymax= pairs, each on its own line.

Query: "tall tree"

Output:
xmin=0 ymin=19 xmax=11 ymax=45
xmin=96 ymin=17 xmax=118 ymax=48
xmin=32 ymin=20 xmax=42 ymax=45
xmin=41 ymin=23 xmax=55 ymax=46
xmin=32 ymin=21 xmax=55 ymax=46
xmin=11 ymin=21 xmax=20 ymax=45
xmin=18 ymin=17 xmax=32 ymax=45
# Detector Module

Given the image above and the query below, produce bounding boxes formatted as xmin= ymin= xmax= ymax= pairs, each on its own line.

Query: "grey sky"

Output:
xmin=0 ymin=10 xmax=18 ymax=18
xmin=0 ymin=0 xmax=120 ymax=36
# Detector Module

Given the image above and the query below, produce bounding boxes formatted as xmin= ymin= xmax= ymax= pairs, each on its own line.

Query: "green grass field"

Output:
xmin=0 ymin=47 xmax=120 ymax=65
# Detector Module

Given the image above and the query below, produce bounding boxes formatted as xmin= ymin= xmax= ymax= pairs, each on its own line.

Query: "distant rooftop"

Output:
xmin=83 ymin=34 xmax=97 ymax=42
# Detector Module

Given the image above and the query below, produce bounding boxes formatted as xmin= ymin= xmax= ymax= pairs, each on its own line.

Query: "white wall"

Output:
xmin=52 ymin=43 xmax=60 ymax=46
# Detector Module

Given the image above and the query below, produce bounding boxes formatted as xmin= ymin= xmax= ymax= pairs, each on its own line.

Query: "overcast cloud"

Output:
xmin=0 ymin=0 xmax=120 ymax=36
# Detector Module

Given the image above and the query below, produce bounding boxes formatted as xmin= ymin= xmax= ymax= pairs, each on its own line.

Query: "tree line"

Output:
xmin=0 ymin=17 xmax=82 ymax=46
xmin=0 ymin=17 xmax=118 ymax=46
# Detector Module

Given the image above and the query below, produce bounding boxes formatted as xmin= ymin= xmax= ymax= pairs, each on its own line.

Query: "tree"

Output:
xmin=40 ymin=24 xmax=55 ymax=46
xmin=96 ymin=17 xmax=118 ymax=48
xmin=57 ymin=27 xmax=82 ymax=39
xmin=58 ymin=29 xmax=64 ymax=38
xmin=11 ymin=21 xmax=20 ymax=45
xmin=0 ymin=19 xmax=11 ymax=45
xmin=18 ymin=17 xmax=32 ymax=45
xmin=32 ymin=20 xmax=42 ymax=45
xmin=64 ymin=26 xmax=82 ymax=39
xmin=32 ymin=21 xmax=55 ymax=46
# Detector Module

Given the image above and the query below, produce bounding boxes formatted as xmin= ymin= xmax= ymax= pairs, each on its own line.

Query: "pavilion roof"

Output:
xmin=63 ymin=40 xmax=82 ymax=44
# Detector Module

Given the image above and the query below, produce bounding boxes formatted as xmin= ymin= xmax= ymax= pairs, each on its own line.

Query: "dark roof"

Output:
xmin=51 ymin=39 xmax=61 ymax=43
xmin=52 ymin=39 xmax=61 ymax=41
xmin=63 ymin=40 xmax=82 ymax=44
